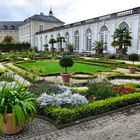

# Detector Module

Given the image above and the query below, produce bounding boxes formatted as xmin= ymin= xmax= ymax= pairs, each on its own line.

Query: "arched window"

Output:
xmin=45 ymin=35 xmax=48 ymax=44
xmin=119 ymin=22 xmax=129 ymax=29
xmin=57 ymin=33 xmax=61 ymax=48
xmin=35 ymin=37 xmax=38 ymax=47
xmin=74 ymin=31 xmax=79 ymax=51
xmin=65 ymin=32 xmax=69 ymax=44
xmin=86 ymin=28 xmax=92 ymax=51
xmin=57 ymin=33 xmax=61 ymax=38
xmin=99 ymin=25 xmax=108 ymax=45
xmin=40 ymin=36 xmax=43 ymax=50
xmin=51 ymin=35 xmax=54 ymax=39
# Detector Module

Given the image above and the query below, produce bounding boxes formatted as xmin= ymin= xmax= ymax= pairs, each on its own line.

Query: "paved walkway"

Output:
xmin=1 ymin=104 xmax=140 ymax=140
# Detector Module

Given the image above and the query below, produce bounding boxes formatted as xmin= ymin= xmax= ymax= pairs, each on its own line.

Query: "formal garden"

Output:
xmin=0 ymin=27 xmax=140 ymax=138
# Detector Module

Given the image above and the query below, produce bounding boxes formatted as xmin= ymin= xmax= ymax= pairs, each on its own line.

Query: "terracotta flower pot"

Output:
xmin=61 ymin=73 xmax=71 ymax=83
xmin=3 ymin=113 xmax=23 ymax=135
xmin=128 ymin=66 xmax=136 ymax=74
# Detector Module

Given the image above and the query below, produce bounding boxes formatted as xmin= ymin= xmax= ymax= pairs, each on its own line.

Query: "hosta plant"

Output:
xmin=0 ymin=85 xmax=37 ymax=134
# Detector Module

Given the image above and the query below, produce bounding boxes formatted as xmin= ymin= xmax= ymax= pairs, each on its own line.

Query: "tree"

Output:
xmin=57 ymin=37 xmax=65 ymax=51
xmin=92 ymin=41 xmax=107 ymax=55
xmin=49 ymin=39 xmax=56 ymax=52
xmin=3 ymin=35 xmax=13 ymax=43
xmin=112 ymin=27 xmax=132 ymax=55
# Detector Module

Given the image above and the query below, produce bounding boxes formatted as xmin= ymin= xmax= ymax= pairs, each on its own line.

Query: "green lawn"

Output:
xmin=17 ymin=60 xmax=111 ymax=76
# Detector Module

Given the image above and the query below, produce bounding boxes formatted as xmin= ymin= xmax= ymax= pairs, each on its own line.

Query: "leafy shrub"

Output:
xmin=87 ymin=80 xmax=116 ymax=100
xmin=44 ymin=92 xmax=140 ymax=125
xmin=37 ymin=88 xmax=88 ymax=108
xmin=28 ymin=50 xmax=36 ymax=60
xmin=29 ymin=80 xmax=65 ymax=97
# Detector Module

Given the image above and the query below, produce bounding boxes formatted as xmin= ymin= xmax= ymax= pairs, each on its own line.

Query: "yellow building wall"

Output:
xmin=0 ymin=30 xmax=18 ymax=42
xmin=31 ymin=21 xmax=54 ymax=34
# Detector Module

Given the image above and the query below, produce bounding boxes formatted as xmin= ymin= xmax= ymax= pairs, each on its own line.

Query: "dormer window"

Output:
xmin=11 ymin=25 xmax=15 ymax=30
xmin=3 ymin=25 xmax=7 ymax=30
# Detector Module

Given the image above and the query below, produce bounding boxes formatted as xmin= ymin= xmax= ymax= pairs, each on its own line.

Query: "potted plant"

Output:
xmin=112 ymin=27 xmax=132 ymax=55
xmin=128 ymin=53 xmax=139 ymax=74
xmin=0 ymin=85 xmax=37 ymax=134
xmin=49 ymin=39 xmax=57 ymax=52
xmin=44 ymin=44 xmax=49 ymax=52
xmin=59 ymin=55 xmax=74 ymax=83
xmin=57 ymin=37 xmax=65 ymax=52
xmin=66 ymin=43 xmax=75 ymax=54
xmin=92 ymin=41 xmax=107 ymax=56
xmin=51 ymin=52 xmax=58 ymax=60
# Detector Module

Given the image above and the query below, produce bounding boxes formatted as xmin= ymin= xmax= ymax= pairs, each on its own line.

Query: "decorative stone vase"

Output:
xmin=128 ymin=66 xmax=136 ymax=74
xmin=61 ymin=73 xmax=71 ymax=83
xmin=3 ymin=113 xmax=23 ymax=135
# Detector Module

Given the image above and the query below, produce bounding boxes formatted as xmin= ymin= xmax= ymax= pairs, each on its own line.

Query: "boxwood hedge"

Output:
xmin=44 ymin=92 xmax=140 ymax=125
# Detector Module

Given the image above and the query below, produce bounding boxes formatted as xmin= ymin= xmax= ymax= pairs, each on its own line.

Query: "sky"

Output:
xmin=0 ymin=0 xmax=140 ymax=24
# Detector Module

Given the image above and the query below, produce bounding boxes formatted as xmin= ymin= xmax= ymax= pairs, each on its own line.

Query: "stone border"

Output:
xmin=38 ymin=102 xmax=140 ymax=129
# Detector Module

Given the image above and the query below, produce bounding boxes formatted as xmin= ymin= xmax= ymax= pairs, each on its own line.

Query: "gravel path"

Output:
xmin=45 ymin=104 xmax=140 ymax=140
xmin=1 ymin=104 xmax=140 ymax=140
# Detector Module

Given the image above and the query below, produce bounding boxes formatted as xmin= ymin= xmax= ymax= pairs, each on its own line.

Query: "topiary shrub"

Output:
xmin=128 ymin=53 xmax=139 ymax=65
xmin=59 ymin=55 xmax=74 ymax=73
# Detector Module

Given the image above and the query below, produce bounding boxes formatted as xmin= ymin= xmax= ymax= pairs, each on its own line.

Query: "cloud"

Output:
xmin=0 ymin=0 xmax=139 ymax=23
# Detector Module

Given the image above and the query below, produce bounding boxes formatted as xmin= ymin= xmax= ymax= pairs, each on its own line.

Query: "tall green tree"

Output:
xmin=112 ymin=27 xmax=132 ymax=55
xmin=3 ymin=35 xmax=13 ymax=43
xmin=92 ymin=41 xmax=107 ymax=55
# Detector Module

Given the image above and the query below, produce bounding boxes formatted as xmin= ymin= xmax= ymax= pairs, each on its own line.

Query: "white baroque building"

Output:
xmin=35 ymin=7 xmax=140 ymax=54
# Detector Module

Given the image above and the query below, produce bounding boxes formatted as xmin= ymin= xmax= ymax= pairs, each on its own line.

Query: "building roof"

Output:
xmin=36 ymin=6 xmax=140 ymax=35
xmin=0 ymin=21 xmax=23 ymax=30
xmin=23 ymin=13 xmax=64 ymax=24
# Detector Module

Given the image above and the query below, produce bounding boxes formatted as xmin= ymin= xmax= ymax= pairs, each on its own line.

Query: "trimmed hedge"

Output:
xmin=3 ymin=63 xmax=36 ymax=82
xmin=107 ymin=75 xmax=140 ymax=80
xmin=71 ymin=75 xmax=97 ymax=80
xmin=74 ymin=58 xmax=140 ymax=72
xmin=44 ymin=92 xmax=140 ymax=125
xmin=0 ymin=43 xmax=30 ymax=52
